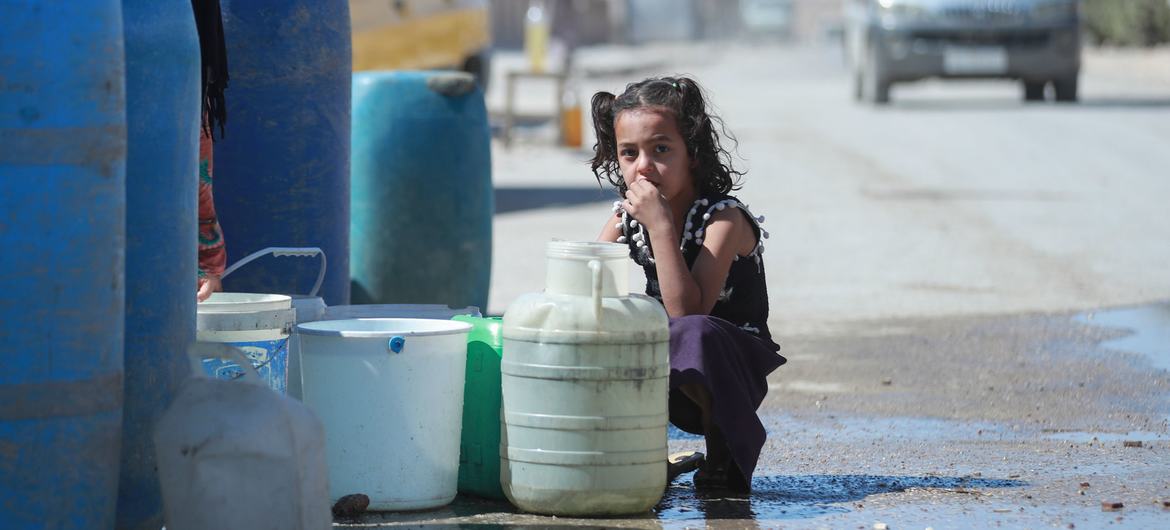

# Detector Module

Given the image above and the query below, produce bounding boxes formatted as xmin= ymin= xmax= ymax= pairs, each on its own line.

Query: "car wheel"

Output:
xmin=1053 ymin=76 xmax=1078 ymax=103
xmin=862 ymin=45 xmax=891 ymax=105
xmin=1023 ymin=81 xmax=1045 ymax=102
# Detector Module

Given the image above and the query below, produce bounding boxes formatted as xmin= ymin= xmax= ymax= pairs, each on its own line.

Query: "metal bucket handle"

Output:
xmin=187 ymin=342 xmax=266 ymax=386
xmin=221 ymin=247 xmax=327 ymax=297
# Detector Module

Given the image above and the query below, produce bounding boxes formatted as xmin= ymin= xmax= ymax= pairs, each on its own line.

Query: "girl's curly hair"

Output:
xmin=589 ymin=76 xmax=743 ymax=197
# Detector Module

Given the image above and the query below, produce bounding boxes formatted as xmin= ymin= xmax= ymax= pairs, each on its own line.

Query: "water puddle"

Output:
xmin=1076 ymin=303 xmax=1170 ymax=372
xmin=1043 ymin=429 xmax=1170 ymax=444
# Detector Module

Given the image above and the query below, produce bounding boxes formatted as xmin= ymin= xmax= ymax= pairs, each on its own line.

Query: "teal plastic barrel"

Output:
xmin=214 ymin=0 xmax=353 ymax=305
xmin=116 ymin=1 xmax=202 ymax=528
xmin=350 ymin=71 xmax=492 ymax=311
xmin=0 ymin=2 xmax=127 ymax=528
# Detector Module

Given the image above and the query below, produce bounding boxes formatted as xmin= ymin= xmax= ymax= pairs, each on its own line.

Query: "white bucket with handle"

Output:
xmin=197 ymin=247 xmax=326 ymax=395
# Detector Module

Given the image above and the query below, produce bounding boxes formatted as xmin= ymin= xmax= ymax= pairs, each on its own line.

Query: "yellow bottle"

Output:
xmin=524 ymin=0 xmax=549 ymax=73
xmin=561 ymin=87 xmax=582 ymax=148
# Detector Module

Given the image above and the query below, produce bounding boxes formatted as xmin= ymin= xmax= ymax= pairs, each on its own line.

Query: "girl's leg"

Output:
xmin=678 ymin=383 xmax=729 ymax=466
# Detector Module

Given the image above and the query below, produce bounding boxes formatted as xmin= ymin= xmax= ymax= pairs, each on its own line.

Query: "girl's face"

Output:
xmin=614 ymin=107 xmax=695 ymax=203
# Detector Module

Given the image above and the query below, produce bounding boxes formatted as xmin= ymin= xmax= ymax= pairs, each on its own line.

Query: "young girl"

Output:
xmin=590 ymin=76 xmax=785 ymax=493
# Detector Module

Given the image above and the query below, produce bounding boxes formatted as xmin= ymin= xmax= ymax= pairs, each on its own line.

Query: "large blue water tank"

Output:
xmin=115 ymin=1 xmax=201 ymax=528
xmin=350 ymin=71 xmax=493 ymax=311
xmin=214 ymin=0 xmax=352 ymax=305
xmin=0 ymin=2 xmax=127 ymax=528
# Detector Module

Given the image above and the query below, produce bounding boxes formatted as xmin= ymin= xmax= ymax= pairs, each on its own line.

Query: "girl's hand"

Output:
xmin=197 ymin=274 xmax=222 ymax=302
xmin=622 ymin=177 xmax=672 ymax=232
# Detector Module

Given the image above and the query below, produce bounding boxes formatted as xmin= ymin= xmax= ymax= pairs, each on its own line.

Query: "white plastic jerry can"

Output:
xmin=501 ymin=241 xmax=670 ymax=516
xmin=154 ymin=343 xmax=332 ymax=530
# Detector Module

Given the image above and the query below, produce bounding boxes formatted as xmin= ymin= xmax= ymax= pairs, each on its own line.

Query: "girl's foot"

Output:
xmin=693 ymin=461 xmax=751 ymax=493
xmin=667 ymin=451 xmax=705 ymax=482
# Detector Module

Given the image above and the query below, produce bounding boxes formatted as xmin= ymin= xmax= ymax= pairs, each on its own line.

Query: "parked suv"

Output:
xmin=845 ymin=0 xmax=1082 ymax=104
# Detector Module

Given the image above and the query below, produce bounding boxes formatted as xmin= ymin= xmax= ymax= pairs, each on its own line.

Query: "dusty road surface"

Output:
xmin=339 ymin=42 xmax=1170 ymax=528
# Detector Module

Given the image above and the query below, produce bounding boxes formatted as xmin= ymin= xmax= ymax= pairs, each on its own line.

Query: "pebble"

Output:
xmin=1123 ymin=440 xmax=1143 ymax=448
xmin=1101 ymin=501 xmax=1124 ymax=512
xmin=880 ymin=379 xmax=892 ymax=386
xmin=1162 ymin=500 xmax=1170 ymax=509
xmin=873 ymin=523 xmax=888 ymax=530
xmin=1079 ymin=482 xmax=1090 ymax=488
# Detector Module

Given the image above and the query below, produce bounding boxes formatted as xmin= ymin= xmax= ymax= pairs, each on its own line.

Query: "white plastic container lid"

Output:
xmin=297 ymin=318 xmax=472 ymax=338
xmin=197 ymin=292 xmax=292 ymax=313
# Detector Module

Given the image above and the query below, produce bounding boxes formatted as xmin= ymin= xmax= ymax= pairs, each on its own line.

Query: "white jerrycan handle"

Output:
xmin=588 ymin=259 xmax=603 ymax=321
xmin=188 ymin=342 xmax=266 ymax=386
xmin=221 ymin=246 xmax=327 ymax=297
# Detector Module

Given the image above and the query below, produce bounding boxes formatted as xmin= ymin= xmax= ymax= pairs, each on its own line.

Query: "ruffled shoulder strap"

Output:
xmin=681 ymin=196 xmax=770 ymax=270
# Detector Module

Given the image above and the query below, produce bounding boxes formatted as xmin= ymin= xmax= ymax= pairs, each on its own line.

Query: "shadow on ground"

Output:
xmin=494 ymin=186 xmax=613 ymax=214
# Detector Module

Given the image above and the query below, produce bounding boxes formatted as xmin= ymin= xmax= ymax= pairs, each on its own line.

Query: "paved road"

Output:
xmin=487 ymin=42 xmax=1170 ymax=335
xmin=343 ymin=42 xmax=1170 ymax=528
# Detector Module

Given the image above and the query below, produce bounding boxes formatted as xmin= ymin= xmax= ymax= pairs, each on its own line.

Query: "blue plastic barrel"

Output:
xmin=214 ymin=0 xmax=353 ymax=305
xmin=0 ymin=2 xmax=127 ymax=528
xmin=350 ymin=71 xmax=493 ymax=311
xmin=115 ymin=1 xmax=201 ymax=528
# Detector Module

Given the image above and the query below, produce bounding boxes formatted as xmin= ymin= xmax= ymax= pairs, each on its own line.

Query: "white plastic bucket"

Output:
xmin=291 ymin=304 xmax=477 ymax=401
xmin=196 ymin=293 xmax=295 ymax=393
xmin=298 ymin=318 xmax=472 ymax=511
xmin=215 ymin=246 xmax=327 ymax=398
xmin=287 ymin=295 xmax=327 ymax=400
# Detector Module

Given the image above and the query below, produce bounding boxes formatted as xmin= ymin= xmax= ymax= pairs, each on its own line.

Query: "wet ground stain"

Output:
xmin=337 ymin=303 xmax=1170 ymax=528
xmin=1076 ymin=302 xmax=1170 ymax=372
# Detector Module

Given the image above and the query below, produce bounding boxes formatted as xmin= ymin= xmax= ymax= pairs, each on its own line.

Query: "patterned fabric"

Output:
xmin=618 ymin=193 xmax=779 ymax=351
xmin=198 ymin=127 xmax=226 ymax=278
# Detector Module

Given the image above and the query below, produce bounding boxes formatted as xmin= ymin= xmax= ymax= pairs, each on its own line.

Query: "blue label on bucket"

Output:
xmin=201 ymin=338 xmax=289 ymax=394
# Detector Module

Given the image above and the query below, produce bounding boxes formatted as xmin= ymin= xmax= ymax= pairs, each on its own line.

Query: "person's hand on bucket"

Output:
xmin=197 ymin=273 xmax=222 ymax=302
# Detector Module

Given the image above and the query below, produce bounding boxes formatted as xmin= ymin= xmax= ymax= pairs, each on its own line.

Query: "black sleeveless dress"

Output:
xmin=616 ymin=194 xmax=786 ymax=490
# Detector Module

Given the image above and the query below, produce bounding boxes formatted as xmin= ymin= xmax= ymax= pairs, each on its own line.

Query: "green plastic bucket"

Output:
xmin=453 ymin=315 xmax=505 ymax=499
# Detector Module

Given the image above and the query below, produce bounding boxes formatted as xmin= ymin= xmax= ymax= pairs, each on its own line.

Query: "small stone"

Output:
xmin=332 ymin=493 xmax=370 ymax=517
xmin=881 ymin=379 xmax=893 ymax=386
xmin=1162 ymin=500 xmax=1170 ymax=509
xmin=1123 ymin=440 xmax=1142 ymax=448
xmin=1079 ymin=482 xmax=1090 ymax=488
xmin=1101 ymin=501 xmax=1124 ymax=512
xmin=873 ymin=523 xmax=888 ymax=530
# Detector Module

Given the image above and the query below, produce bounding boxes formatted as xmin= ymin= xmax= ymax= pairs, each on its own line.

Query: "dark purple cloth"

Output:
xmin=668 ymin=314 xmax=786 ymax=486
